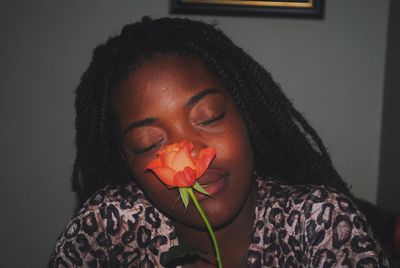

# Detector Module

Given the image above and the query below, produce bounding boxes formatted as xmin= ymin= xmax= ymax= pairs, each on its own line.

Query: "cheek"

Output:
xmin=218 ymin=118 xmax=253 ymax=169
xmin=130 ymin=158 xmax=164 ymax=195
xmin=128 ymin=157 xmax=179 ymax=211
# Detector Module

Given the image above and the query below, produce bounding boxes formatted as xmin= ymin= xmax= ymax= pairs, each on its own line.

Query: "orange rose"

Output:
xmin=145 ymin=140 xmax=216 ymax=188
xmin=146 ymin=141 xmax=222 ymax=266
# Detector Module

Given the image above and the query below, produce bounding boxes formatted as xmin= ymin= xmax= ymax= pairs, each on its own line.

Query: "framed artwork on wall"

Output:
xmin=170 ymin=0 xmax=325 ymax=18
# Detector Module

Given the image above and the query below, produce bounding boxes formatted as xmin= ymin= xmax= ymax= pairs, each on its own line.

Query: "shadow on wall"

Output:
xmin=377 ymin=0 xmax=400 ymax=212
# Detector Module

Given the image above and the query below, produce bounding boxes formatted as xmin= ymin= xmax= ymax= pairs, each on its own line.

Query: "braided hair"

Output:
xmin=72 ymin=16 xmax=351 ymax=204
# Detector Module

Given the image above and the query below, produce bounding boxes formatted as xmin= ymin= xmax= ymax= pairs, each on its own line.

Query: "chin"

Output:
xmin=170 ymin=189 xmax=250 ymax=231
xmin=205 ymin=197 xmax=248 ymax=230
xmin=170 ymin=209 xmax=238 ymax=231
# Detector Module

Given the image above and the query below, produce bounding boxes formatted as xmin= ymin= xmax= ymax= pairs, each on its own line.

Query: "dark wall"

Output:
xmin=378 ymin=0 xmax=400 ymax=211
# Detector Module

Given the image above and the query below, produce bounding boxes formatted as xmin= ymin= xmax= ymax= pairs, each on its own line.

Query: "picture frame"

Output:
xmin=170 ymin=0 xmax=325 ymax=19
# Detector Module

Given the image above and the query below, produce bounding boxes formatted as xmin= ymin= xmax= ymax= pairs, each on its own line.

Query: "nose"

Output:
xmin=167 ymin=123 xmax=208 ymax=158
xmin=190 ymin=140 xmax=208 ymax=159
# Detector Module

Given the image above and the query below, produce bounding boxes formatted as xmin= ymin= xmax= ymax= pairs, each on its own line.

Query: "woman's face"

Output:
xmin=113 ymin=55 xmax=254 ymax=229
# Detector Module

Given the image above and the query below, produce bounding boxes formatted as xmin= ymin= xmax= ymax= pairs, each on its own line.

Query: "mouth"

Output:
xmin=194 ymin=169 xmax=229 ymax=202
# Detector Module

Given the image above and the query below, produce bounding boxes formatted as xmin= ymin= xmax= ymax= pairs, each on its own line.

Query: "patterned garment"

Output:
xmin=49 ymin=177 xmax=389 ymax=267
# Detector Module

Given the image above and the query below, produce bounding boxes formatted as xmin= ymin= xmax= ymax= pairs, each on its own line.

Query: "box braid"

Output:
xmin=72 ymin=16 xmax=352 ymax=205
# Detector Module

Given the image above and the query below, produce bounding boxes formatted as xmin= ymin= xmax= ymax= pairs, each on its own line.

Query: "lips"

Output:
xmin=194 ymin=168 xmax=229 ymax=201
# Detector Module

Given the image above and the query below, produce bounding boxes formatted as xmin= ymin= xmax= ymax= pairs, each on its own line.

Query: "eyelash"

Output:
xmin=197 ymin=111 xmax=225 ymax=126
xmin=133 ymin=112 xmax=225 ymax=155
xmin=134 ymin=139 xmax=164 ymax=155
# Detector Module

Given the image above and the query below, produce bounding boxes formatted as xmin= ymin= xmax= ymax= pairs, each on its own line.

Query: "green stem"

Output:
xmin=188 ymin=188 xmax=223 ymax=268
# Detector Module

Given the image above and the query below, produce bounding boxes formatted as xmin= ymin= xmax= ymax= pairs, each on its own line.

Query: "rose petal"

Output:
xmin=160 ymin=151 xmax=176 ymax=167
xmin=180 ymin=140 xmax=193 ymax=151
xmin=171 ymin=142 xmax=196 ymax=171
xmin=194 ymin=147 xmax=216 ymax=178
xmin=146 ymin=141 xmax=216 ymax=189
xmin=174 ymin=167 xmax=197 ymax=187
xmin=183 ymin=166 xmax=197 ymax=184
xmin=145 ymin=158 xmax=163 ymax=170
xmin=150 ymin=166 xmax=177 ymax=188
xmin=163 ymin=142 xmax=181 ymax=153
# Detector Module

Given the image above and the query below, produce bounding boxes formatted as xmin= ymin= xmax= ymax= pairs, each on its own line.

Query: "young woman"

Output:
xmin=50 ymin=17 xmax=388 ymax=267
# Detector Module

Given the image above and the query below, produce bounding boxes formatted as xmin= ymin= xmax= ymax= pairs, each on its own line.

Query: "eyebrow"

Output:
xmin=123 ymin=117 xmax=157 ymax=137
xmin=123 ymin=88 xmax=223 ymax=137
xmin=185 ymin=88 xmax=222 ymax=108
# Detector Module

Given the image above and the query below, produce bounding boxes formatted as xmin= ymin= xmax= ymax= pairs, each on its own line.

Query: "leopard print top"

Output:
xmin=49 ymin=178 xmax=389 ymax=267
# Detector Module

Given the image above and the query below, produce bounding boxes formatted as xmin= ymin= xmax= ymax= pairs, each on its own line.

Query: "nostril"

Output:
xmin=190 ymin=147 xmax=200 ymax=159
xmin=190 ymin=142 xmax=207 ymax=159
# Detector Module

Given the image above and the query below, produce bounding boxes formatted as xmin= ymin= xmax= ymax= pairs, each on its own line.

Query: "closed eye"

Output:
xmin=133 ymin=139 xmax=164 ymax=154
xmin=197 ymin=111 xmax=225 ymax=126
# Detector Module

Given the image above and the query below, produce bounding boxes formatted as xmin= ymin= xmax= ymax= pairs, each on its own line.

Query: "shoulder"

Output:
xmin=299 ymin=184 xmax=389 ymax=267
xmin=257 ymin=177 xmax=359 ymax=218
xmin=257 ymin=177 xmax=374 ymax=241
xmin=255 ymin=178 xmax=389 ymax=267
xmin=49 ymin=183 xmax=176 ymax=267
xmin=70 ymin=183 xmax=160 ymax=238
xmin=256 ymin=178 xmax=344 ymax=217
xmin=78 ymin=182 xmax=154 ymax=225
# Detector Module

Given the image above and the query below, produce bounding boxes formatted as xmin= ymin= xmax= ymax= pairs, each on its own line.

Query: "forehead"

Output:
xmin=113 ymin=55 xmax=225 ymax=119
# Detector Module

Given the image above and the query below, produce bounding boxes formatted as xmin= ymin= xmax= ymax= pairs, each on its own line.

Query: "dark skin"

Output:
xmin=113 ymin=55 xmax=256 ymax=267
